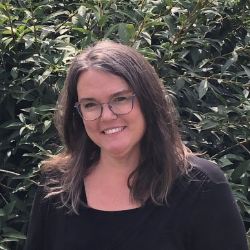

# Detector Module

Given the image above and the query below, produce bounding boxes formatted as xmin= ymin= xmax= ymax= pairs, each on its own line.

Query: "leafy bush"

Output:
xmin=0 ymin=0 xmax=249 ymax=248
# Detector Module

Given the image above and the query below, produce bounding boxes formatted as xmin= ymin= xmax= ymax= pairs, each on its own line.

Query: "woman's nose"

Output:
xmin=100 ymin=104 xmax=118 ymax=121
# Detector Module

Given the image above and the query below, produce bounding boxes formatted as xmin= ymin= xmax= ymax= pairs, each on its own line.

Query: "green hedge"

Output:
xmin=0 ymin=0 xmax=250 ymax=249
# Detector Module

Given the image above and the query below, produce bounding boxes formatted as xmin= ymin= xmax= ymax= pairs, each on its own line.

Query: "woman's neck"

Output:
xmin=83 ymin=149 xmax=141 ymax=211
xmin=97 ymin=148 xmax=140 ymax=174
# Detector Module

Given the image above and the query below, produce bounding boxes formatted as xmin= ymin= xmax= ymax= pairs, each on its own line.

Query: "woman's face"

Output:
xmin=76 ymin=69 xmax=146 ymax=159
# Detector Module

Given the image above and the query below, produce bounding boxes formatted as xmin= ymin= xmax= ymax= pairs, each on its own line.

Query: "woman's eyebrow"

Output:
xmin=79 ymin=89 xmax=133 ymax=102
xmin=110 ymin=89 xmax=133 ymax=98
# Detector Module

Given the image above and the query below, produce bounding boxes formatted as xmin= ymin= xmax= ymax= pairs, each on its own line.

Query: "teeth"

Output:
xmin=104 ymin=127 xmax=125 ymax=134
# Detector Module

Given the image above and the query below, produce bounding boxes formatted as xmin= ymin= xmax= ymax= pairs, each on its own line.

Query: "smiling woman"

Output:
xmin=24 ymin=41 xmax=248 ymax=250
xmin=77 ymin=69 xmax=146 ymax=162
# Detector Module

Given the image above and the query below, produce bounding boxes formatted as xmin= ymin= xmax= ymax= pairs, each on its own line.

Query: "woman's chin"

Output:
xmin=101 ymin=144 xmax=139 ymax=159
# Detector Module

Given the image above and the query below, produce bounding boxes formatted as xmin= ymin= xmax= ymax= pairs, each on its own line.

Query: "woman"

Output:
xmin=24 ymin=41 xmax=248 ymax=250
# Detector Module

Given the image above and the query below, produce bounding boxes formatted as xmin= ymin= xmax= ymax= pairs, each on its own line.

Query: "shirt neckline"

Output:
xmin=81 ymin=182 xmax=151 ymax=213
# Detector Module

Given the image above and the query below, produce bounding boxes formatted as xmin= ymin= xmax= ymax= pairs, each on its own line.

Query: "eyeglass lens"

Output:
xmin=76 ymin=94 xmax=135 ymax=120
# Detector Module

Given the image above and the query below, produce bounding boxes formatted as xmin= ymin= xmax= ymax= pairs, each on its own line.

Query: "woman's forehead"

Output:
xmin=76 ymin=69 xmax=133 ymax=99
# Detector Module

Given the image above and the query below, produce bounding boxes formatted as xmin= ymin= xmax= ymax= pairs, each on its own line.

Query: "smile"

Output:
xmin=103 ymin=127 xmax=125 ymax=135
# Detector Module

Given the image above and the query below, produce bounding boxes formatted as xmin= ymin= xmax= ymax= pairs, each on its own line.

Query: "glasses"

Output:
xmin=74 ymin=93 xmax=136 ymax=121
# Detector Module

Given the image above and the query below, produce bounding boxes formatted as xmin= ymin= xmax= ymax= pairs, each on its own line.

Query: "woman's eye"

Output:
xmin=84 ymin=102 xmax=97 ymax=108
xmin=114 ymin=96 xmax=127 ymax=102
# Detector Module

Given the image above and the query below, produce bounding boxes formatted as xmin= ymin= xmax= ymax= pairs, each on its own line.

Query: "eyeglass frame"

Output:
xmin=74 ymin=93 xmax=136 ymax=121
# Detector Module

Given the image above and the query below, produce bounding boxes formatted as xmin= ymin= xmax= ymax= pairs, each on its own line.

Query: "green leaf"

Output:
xmin=23 ymin=153 xmax=44 ymax=159
xmin=55 ymin=50 xmax=66 ymax=65
xmin=73 ymin=28 xmax=89 ymax=34
xmin=221 ymin=58 xmax=235 ymax=73
xmin=77 ymin=3 xmax=98 ymax=13
xmin=242 ymin=174 xmax=249 ymax=197
xmin=11 ymin=67 xmax=18 ymax=79
xmin=18 ymin=113 xmax=25 ymax=123
xmin=36 ymin=105 xmax=56 ymax=112
xmin=198 ymin=59 xmax=209 ymax=68
xmin=24 ymin=36 xmax=34 ymax=49
xmin=42 ymin=120 xmax=52 ymax=133
xmin=198 ymin=79 xmax=208 ymax=99
xmin=0 ymin=121 xmax=22 ymax=129
xmin=104 ymin=23 xmax=119 ymax=39
xmin=32 ymin=142 xmax=48 ymax=153
xmin=42 ymin=55 xmax=55 ymax=65
xmin=243 ymin=89 xmax=249 ymax=98
xmin=118 ymin=23 xmax=130 ymax=45
xmin=40 ymin=26 xmax=55 ymax=39
xmin=16 ymin=89 xmax=35 ymax=104
xmin=2 ymin=232 xmax=26 ymax=240
xmin=78 ymin=6 xmax=87 ymax=26
xmin=3 ymin=201 xmax=16 ymax=217
xmin=179 ymin=14 xmax=187 ymax=25
xmin=218 ymin=158 xmax=233 ymax=168
xmin=19 ymin=126 xmax=26 ymax=135
xmin=202 ymin=121 xmax=218 ymax=130
xmin=178 ymin=0 xmax=191 ymax=8
xmin=204 ymin=9 xmax=221 ymax=17
xmin=232 ymin=160 xmax=250 ymax=181
xmin=99 ymin=15 xmax=109 ymax=27
xmin=163 ymin=16 xmax=175 ymax=35
xmin=141 ymin=31 xmax=151 ymax=45
xmin=191 ymin=48 xmax=200 ymax=66
xmin=116 ymin=10 xmax=138 ymax=23
xmin=25 ymin=124 xmax=35 ymax=131
xmin=223 ymin=154 xmax=245 ymax=162
xmin=0 ymin=244 xmax=10 ymax=250
xmin=176 ymin=78 xmax=185 ymax=90
xmin=213 ymin=92 xmax=227 ymax=106
xmin=199 ymin=119 xmax=218 ymax=130
xmin=6 ymin=96 xmax=15 ymax=119
xmin=242 ymin=65 xmax=250 ymax=78
xmin=9 ymin=193 xmax=27 ymax=212
xmin=38 ymin=69 xmax=52 ymax=85
xmin=2 ymin=37 xmax=12 ymax=48
xmin=81 ymin=31 xmax=92 ymax=47
xmin=126 ymin=24 xmax=135 ymax=39
xmin=17 ymin=0 xmax=27 ymax=8
xmin=29 ymin=107 xmax=36 ymax=122
xmin=0 ymin=209 xmax=5 ymax=216
xmin=41 ymin=10 xmax=69 ymax=24
xmin=0 ymin=238 xmax=19 ymax=243
xmin=143 ymin=21 xmax=165 ymax=30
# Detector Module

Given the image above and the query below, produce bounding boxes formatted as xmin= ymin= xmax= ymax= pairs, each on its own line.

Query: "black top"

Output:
xmin=24 ymin=156 xmax=248 ymax=250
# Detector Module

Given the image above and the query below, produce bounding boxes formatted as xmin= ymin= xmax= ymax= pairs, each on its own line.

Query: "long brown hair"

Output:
xmin=43 ymin=41 xmax=190 ymax=213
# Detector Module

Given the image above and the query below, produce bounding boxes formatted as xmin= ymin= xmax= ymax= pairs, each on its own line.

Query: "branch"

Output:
xmin=0 ymin=192 xmax=8 ymax=204
xmin=235 ymin=139 xmax=250 ymax=156
xmin=208 ymin=45 xmax=250 ymax=63
xmin=156 ymin=3 xmax=177 ymax=19
xmin=27 ymin=178 xmax=39 ymax=185
xmin=211 ymin=139 xmax=249 ymax=159
xmin=29 ymin=0 xmax=40 ymax=55
xmin=99 ymin=2 xmax=103 ymax=40
xmin=156 ymin=0 xmax=202 ymax=71
xmin=173 ymin=74 xmax=250 ymax=87
xmin=2 ymin=0 xmax=18 ymax=61
xmin=0 ymin=169 xmax=20 ymax=176
xmin=42 ymin=9 xmax=78 ymax=40
xmin=171 ymin=0 xmax=202 ymax=46
xmin=130 ymin=21 xmax=146 ymax=47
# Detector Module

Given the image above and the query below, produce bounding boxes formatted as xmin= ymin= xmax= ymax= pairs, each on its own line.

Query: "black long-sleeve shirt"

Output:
xmin=24 ymin=156 xmax=248 ymax=250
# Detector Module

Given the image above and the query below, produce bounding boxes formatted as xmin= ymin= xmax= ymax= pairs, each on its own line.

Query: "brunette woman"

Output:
xmin=24 ymin=41 xmax=248 ymax=250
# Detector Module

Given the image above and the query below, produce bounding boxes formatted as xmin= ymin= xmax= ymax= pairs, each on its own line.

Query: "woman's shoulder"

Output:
xmin=170 ymin=156 xmax=234 ymax=214
xmin=187 ymin=155 xmax=228 ymax=185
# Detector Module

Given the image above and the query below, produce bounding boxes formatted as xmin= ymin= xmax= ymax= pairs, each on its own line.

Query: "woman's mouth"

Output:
xmin=103 ymin=127 xmax=126 ymax=135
